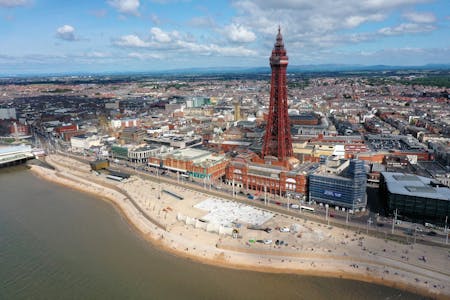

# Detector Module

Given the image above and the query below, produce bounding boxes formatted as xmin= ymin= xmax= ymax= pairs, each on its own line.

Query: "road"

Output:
xmin=39 ymin=134 xmax=449 ymax=249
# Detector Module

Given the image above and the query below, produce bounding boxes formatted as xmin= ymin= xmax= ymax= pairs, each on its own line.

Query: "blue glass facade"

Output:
xmin=309 ymin=160 xmax=367 ymax=209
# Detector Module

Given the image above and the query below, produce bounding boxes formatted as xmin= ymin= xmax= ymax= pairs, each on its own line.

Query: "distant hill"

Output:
xmin=2 ymin=64 xmax=450 ymax=78
xmin=158 ymin=63 xmax=450 ymax=75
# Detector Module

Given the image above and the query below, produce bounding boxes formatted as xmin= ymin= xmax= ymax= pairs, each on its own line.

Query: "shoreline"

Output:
xmin=28 ymin=159 xmax=450 ymax=300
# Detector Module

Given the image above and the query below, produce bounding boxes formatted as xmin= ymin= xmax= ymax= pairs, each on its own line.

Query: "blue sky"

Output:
xmin=0 ymin=0 xmax=449 ymax=74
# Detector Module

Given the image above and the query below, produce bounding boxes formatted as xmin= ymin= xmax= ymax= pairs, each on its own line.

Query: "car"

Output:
xmin=256 ymin=240 xmax=264 ymax=244
xmin=263 ymin=239 xmax=272 ymax=245
xmin=275 ymin=240 xmax=285 ymax=246
xmin=279 ymin=227 xmax=290 ymax=232
xmin=427 ymin=231 xmax=437 ymax=236
xmin=329 ymin=213 xmax=335 ymax=218
xmin=290 ymin=204 xmax=300 ymax=209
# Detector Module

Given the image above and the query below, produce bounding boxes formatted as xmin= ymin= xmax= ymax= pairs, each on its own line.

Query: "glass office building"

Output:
xmin=309 ymin=159 xmax=367 ymax=210
xmin=380 ymin=172 xmax=450 ymax=226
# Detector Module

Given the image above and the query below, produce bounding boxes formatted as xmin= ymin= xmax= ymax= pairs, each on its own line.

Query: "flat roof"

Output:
xmin=382 ymin=172 xmax=450 ymax=201
xmin=159 ymin=148 xmax=226 ymax=167
xmin=0 ymin=145 xmax=32 ymax=155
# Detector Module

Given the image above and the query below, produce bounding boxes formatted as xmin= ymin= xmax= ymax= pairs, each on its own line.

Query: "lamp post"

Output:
xmin=445 ymin=216 xmax=448 ymax=245
xmin=232 ymin=178 xmax=235 ymax=198
xmin=391 ymin=208 xmax=398 ymax=234
xmin=414 ymin=226 xmax=418 ymax=244
xmin=264 ymin=186 xmax=267 ymax=206
xmin=156 ymin=168 xmax=161 ymax=200
xmin=367 ymin=217 xmax=373 ymax=234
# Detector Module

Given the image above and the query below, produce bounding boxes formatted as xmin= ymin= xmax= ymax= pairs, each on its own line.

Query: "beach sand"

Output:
xmin=29 ymin=154 xmax=450 ymax=300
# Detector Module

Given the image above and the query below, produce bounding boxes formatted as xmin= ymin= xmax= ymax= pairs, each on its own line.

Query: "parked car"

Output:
xmin=279 ymin=227 xmax=290 ymax=232
xmin=275 ymin=240 xmax=285 ymax=246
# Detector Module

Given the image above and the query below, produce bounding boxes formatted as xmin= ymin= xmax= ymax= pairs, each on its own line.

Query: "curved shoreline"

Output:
xmin=29 ymin=159 xmax=450 ymax=300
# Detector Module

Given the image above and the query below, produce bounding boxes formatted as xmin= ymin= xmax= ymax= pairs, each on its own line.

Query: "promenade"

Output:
xmin=30 ymin=154 xmax=450 ymax=299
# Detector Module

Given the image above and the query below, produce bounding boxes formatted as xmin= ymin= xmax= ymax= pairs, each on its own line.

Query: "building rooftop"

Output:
xmin=0 ymin=144 xmax=32 ymax=155
xmin=382 ymin=172 xmax=450 ymax=201
xmin=159 ymin=148 xmax=226 ymax=167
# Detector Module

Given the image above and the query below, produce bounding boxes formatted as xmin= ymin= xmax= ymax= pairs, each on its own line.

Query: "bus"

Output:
xmin=106 ymin=175 xmax=124 ymax=182
xmin=300 ymin=206 xmax=315 ymax=213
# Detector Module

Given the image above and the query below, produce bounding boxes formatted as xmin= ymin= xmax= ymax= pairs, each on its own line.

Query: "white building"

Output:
xmin=128 ymin=145 xmax=163 ymax=164
xmin=111 ymin=118 xmax=140 ymax=129
xmin=70 ymin=135 xmax=103 ymax=151
xmin=0 ymin=108 xmax=16 ymax=120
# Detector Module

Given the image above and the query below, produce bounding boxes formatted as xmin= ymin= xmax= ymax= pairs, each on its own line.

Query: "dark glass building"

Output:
xmin=380 ymin=172 xmax=450 ymax=226
xmin=309 ymin=159 xmax=367 ymax=210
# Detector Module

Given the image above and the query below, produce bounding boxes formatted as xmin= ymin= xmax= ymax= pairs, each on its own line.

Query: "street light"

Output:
xmin=367 ymin=217 xmax=373 ymax=234
xmin=264 ymin=185 xmax=267 ymax=206
xmin=445 ymin=215 xmax=448 ymax=245
xmin=391 ymin=208 xmax=398 ymax=234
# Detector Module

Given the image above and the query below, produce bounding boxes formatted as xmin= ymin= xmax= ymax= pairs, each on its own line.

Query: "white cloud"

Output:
xmin=114 ymin=27 xmax=257 ymax=57
xmin=150 ymin=0 xmax=189 ymax=3
xmin=230 ymin=0 xmax=433 ymax=51
xmin=378 ymin=23 xmax=436 ymax=35
xmin=56 ymin=25 xmax=77 ymax=41
xmin=224 ymin=23 xmax=256 ymax=43
xmin=188 ymin=16 xmax=216 ymax=28
xmin=344 ymin=14 xmax=385 ymax=28
xmin=114 ymin=34 xmax=150 ymax=47
xmin=150 ymin=27 xmax=172 ymax=43
xmin=0 ymin=0 xmax=30 ymax=7
xmin=85 ymin=51 xmax=111 ymax=58
xmin=128 ymin=52 xmax=162 ymax=59
xmin=403 ymin=11 xmax=436 ymax=23
xmin=107 ymin=0 xmax=140 ymax=16
xmin=175 ymin=40 xmax=257 ymax=56
xmin=150 ymin=13 xmax=160 ymax=25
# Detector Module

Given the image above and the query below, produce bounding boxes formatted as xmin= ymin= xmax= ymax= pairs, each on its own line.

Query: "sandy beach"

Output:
xmin=29 ymin=154 xmax=450 ymax=300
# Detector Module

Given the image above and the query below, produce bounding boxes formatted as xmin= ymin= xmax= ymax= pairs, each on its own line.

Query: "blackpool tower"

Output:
xmin=261 ymin=27 xmax=293 ymax=161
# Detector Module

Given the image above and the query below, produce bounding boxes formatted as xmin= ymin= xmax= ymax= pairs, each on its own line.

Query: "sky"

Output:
xmin=0 ymin=0 xmax=449 ymax=75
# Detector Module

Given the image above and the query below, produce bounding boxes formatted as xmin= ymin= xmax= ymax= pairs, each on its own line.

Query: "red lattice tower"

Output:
xmin=262 ymin=27 xmax=293 ymax=160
